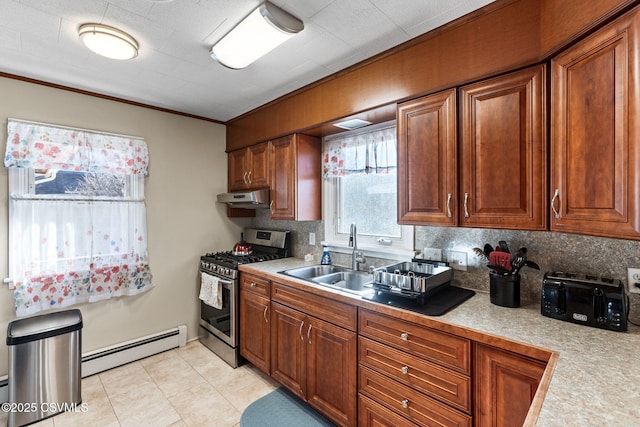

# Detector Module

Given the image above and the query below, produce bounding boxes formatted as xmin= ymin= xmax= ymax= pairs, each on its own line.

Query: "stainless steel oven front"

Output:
xmin=198 ymin=269 xmax=240 ymax=368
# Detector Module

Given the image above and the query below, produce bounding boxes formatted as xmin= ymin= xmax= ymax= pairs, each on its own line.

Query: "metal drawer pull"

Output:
xmin=307 ymin=324 xmax=312 ymax=344
xmin=463 ymin=192 xmax=469 ymax=218
xmin=247 ymin=170 xmax=252 ymax=184
xmin=400 ymin=332 xmax=409 ymax=341
xmin=250 ymin=282 xmax=256 ymax=287
xmin=446 ymin=193 xmax=452 ymax=217
xmin=263 ymin=306 xmax=268 ymax=323
xmin=551 ymin=188 xmax=560 ymax=219
xmin=243 ymin=171 xmax=249 ymax=184
xmin=269 ymin=200 xmax=274 ymax=213
xmin=401 ymin=366 xmax=409 ymax=375
xmin=401 ymin=399 xmax=409 ymax=409
xmin=299 ymin=321 xmax=304 ymax=340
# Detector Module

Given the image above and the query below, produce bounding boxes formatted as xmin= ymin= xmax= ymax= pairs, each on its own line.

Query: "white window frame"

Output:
xmin=322 ymin=124 xmax=414 ymax=260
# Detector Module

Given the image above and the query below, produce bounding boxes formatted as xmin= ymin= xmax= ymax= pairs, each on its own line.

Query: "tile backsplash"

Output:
xmin=251 ymin=209 xmax=640 ymax=322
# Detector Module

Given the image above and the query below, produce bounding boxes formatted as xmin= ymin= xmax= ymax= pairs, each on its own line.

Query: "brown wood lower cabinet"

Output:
xmin=359 ymin=394 xmax=417 ymax=427
xmin=239 ymin=273 xmax=271 ymax=374
xmin=238 ymin=275 xmax=550 ymax=427
xmin=358 ymin=309 xmax=472 ymax=426
xmin=474 ymin=343 xmax=546 ymax=427
xmin=271 ymin=300 xmax=357 ymax=427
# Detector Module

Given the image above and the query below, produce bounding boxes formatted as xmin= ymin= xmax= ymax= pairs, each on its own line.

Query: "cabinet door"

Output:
xmin=397 ymin=88 xmax=457 ymax=226
xmin=306 ymin=317 xmax=357 ymax=427
xmin=270 ymin=302 xmax=306 ymax=399
xmin=270 ymin=135 xmax=297 ymax=220
xmin=474 ymin=343 xmax=545 ymax=427
xmin=248 ymin=142 xmax=270 ymax=189
xmin=228 ymin=148 xmax=248 ymax=191
xmin=239 ymin=291 xmax=270 ymax=374
xmin=551 ymin=8 xmax=640 ymax=239
xmin=459 ymin=64 xmax=547 ymax=230
xmin=269 ymin=134 xmax=321 ymax=221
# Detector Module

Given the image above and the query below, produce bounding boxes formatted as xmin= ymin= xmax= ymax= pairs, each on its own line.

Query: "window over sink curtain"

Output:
xmin=4 ymin=118 xmax=153 ymax=317
xmin=322 ymin=124 xmax=397 ymax=178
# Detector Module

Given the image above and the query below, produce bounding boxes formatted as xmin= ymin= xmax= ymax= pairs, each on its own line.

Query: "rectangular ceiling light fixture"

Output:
xmin=210 ymin=1 xmax=304 ymax=70
xmin=333 ymin=119 xmax=373 ymax=130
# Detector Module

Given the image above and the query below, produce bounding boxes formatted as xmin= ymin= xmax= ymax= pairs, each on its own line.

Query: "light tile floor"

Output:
xmin=0 ymin=340 xmax=279 ymax=427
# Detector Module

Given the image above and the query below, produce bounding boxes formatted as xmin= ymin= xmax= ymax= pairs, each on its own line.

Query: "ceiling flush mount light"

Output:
xmin=79 ymin=24 xmax=139 ymax=60
xmin=210 ymin=1 xmax=304 ymax=69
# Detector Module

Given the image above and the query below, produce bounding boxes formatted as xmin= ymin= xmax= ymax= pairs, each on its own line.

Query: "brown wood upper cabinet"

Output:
xmin=459 ymin=64 xmax=548 ymax=230
xmin=269 ymin=134 xmax=322 ymax=221
xmin=398 ymin=88 xmax=458 ymax=226
xmin=228 ymin=142 xmax=270 ymax=191
xmin=551 ymin=6 xmax=640 ymax=240
xmin=397 ymin=65 xmax=547 ymax=230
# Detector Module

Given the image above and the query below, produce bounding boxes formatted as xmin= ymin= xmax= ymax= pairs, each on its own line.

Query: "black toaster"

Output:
xmin=541 ymin=272 xmax=628 ymax=332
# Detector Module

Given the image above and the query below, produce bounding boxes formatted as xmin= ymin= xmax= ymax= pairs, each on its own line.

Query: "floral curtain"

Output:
xmin=5 ymin=119 xmax=153 ymax=317
xmin=323 ymin=125 xmax=396 ymax=178
xmin=5 ymin=119 xmax=149 ymax=175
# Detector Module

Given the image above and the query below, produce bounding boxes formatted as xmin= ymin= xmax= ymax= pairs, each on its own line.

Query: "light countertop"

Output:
xmin=239 ymin=258 xmax=640 ymax=426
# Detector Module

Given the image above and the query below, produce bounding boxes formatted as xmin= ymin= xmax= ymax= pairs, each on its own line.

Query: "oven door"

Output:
xmin=199 ymin=270 xmax=237 ymax=347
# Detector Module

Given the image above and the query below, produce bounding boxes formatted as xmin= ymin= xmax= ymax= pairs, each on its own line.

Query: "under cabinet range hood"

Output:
xmin=217 ymin=188 xmax=270 ymax=209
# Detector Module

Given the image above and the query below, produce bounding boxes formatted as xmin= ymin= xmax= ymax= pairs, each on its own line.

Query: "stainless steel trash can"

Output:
xmin=6 ymin=309 xmax=83 ymax=427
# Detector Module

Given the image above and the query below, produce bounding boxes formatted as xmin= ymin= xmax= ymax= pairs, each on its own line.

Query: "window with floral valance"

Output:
xmin=322 ymin=122 xmax=413 ymax=254
xmin=322 ymin=124 xmax=397 ymax=177
xmin=4 ymin=118 xmax=153 ymax=316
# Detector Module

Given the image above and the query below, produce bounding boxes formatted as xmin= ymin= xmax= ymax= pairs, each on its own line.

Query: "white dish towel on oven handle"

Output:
xmin=199 ymin=272 xmax=223 ymax=309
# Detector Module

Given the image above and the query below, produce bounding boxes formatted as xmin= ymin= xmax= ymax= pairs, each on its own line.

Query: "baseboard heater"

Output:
xmin=0 ymin=325 xmax=187 ymax=403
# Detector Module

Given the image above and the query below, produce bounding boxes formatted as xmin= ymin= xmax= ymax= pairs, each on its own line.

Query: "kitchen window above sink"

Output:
xmin=322 ymin=122 xmax=414 ymax=257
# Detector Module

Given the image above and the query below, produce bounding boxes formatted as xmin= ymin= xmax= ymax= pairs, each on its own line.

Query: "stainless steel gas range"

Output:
xmin=198 ymin=229 xmax=291 ymax=368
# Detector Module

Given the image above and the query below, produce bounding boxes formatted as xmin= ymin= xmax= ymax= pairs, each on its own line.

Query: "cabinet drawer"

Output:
xmin=240 ymin=273 xmax=270 ymax=298
xmin=359 ymin=309 xmax=470 ymax=374
xmin=359 ymin=337 xmax=471 ymax=413
xmin=272 ymin=282 xmax=357 ymax=331
xmin=359 ymin=366 xmax=471 ymax=427
xmin=358 ymin=394 xmax=416 ymax=427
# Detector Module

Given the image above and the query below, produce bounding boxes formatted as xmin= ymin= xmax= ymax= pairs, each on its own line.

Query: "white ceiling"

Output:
xmin=0 ymin=0 xmax=494 ymax=122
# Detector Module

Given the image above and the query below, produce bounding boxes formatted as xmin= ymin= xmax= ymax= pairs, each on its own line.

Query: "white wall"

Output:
xmin=0 ymin=76 xmax=244 ymax=375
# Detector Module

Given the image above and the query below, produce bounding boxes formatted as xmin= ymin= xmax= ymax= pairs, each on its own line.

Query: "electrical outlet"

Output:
xmin=309 ymin=232 xmax=315 ymax=246
xmin=423 ymin=247 xmax=442 ymax=261
xmin=627 ymin=267 xmax=640 ymax=294
xmin=448 ymin=250 xmax=468 ymax=271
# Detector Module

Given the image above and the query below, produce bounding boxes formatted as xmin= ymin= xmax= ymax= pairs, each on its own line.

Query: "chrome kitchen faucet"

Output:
xmin=349 ymin=223 xmax=366 ymax=271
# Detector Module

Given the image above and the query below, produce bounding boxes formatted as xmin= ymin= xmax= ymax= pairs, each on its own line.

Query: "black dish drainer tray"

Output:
xmin=364 ymin=286 xmax=476 ymax=316
xmin=370 ymin=282 xmax=449 ymax=305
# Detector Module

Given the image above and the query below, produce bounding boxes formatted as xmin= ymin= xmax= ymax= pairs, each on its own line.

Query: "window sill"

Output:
xmin=321 ymin=241 xmax=416 ymax=261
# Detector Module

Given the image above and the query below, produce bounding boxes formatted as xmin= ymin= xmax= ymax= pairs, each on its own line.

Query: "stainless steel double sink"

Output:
xmin=280 ymin=265 xmax=374 ymax=296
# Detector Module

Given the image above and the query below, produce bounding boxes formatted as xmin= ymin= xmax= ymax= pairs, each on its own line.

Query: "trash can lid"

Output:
xmin=7 ymin=309 xmax=83 ymax=345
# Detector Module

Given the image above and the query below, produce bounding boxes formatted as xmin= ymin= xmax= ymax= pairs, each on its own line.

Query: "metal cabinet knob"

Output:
xmin=401 ymin=366 xmax=409 ymax=375
xmin=401 ymin=399 xmax=409 ymax=409
xmin=250 ymin=282 xmax=256 ymax=287
xmin=400 ymin=332 xmax=409 ymax=341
